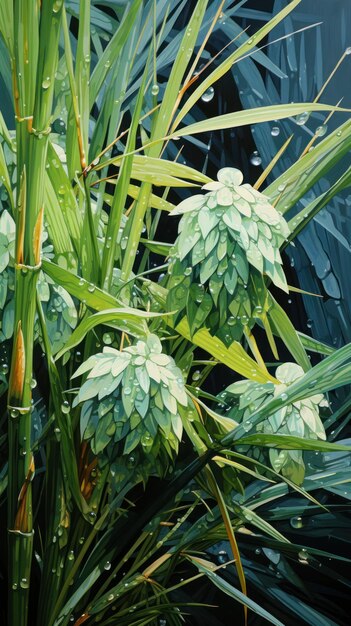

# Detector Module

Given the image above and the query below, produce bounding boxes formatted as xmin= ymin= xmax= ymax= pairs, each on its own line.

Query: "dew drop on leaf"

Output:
xmin=295 ymin=111 xmax=310 ymax=126
xmin=315 ymin=125 xmax=327 ymax=137
xmin=290 ymin=516 xmax=304 ymax=529
xmin=201 ymin=86 xmax=214 ymax=103
xmin=61 ymin=400 xmax=70 ymax=414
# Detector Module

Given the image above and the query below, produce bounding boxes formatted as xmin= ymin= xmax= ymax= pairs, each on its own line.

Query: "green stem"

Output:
xmin=8 ymin=3 xmax=63 ymax=625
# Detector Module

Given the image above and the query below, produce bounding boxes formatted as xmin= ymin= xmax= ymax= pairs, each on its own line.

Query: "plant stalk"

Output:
xmin=7 ymin=3 xmax=63 ymax=625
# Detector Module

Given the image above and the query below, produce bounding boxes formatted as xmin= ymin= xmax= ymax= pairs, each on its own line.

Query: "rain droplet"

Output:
xmin=298 ymin=548 xmax=309 ymax=563
xmin=104 ymin=561 xmax=112 ymax=570
xmin=42 ymin=77 xmax=51 ymax=89
xmin=250 ymin=151 xmax=262 ymax=166
xmin=103 ymin=332 xmax=113 ymax=345
xmin=201 ymin=86 xmax=215 ymax=103
xmin=151 ymin=84 xmax=159 ymax=96
xmin=290 ymin=516 xmax=304 ymax=529
xmin=315 ymin=125 xmax=327 ymax=137
xmin=271 ymin=126 xmax=280 ymax=137
xmin=61 ymin=400 xmax=70 ymax=414
xmin=295 ymin=111 xmax=310 ymax=126
xmin=345 ymin=47 xmax=351 ymax=55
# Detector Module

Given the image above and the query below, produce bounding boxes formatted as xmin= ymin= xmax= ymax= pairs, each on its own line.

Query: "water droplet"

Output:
xmin=107 ymin=593 xmax=114 ymax=602
xmin=61 ymin=400 xmax=70 ymax=414
xmin=271 ymin=126 xmax=280 ymax=137
xmin=290 ymin=516 xmax=304 ymax=529
xmin=124 ymin=387 xmax=131 ymax=396
xmin=10 ymin=408 xmax=19 ymax=419
xmin=127 ymin=455 xmax=136 ymax=469
xmin=67 ymin=551 xmax=75 ymax=561
xmin=151 ymin=83 xmax=159 ymax=96
xmin=345 ymin=47 xmax=351 ymax=55
xmin=184 ymin=267 xmax=192 ymax=276
xmin=201 ymin=86 xmax=215 ymax=103
xmin=87 ymin=283 xmax=96 ymax=293
xmin=218 ymin=550 xmax=229 ymax=564
xmin=20 ymin=578 xmax=29 ymax=589
xmin=192 ymin=370 xmax=201 ymax=382
xmin=103 ymin=332 xmax=113 ymax=345
xmin=0 ymin=363 xmax=9 ymax=375
xmin=315 ymin=125 xmax=327 ymax=137
xmin=298 ymin=548 xmax=309 ymax=563
xmin=280 ymin=393 xmax=288 ymax=401
xmin=295 ymin=111 xmax=310 ymax=126
xmin=30 ymin=378 xmax=37 ymax=389
xmin=42 ymin=77 xmax=51 ymax=89
xmin=250 ymin=151 xmax=262 ymax=166
xmin=104 ymin=561 xmax=112 ymax=570
xmin=141 ymin=433 xmax=152 ymax=447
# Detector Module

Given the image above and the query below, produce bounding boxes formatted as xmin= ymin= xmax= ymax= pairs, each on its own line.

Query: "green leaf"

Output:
xmin=171 ymin=0 xmax=303 ymax=131
xmin=96 ymin=154 xmax=212 ymax=185
xmin=234 ymin=433 xmax=351 ymax=453
xmin=55 ymin=308 xmax=163 ymax=361
xmin=267 ymin=294 xmax=311 ymax=370
xmin=187 ymin=556 xmax=285 ymax=626
xmin=172 ymin=103 xmax=351 ymax=139
xmin=266 ymin=119 xmax=351 ymax=213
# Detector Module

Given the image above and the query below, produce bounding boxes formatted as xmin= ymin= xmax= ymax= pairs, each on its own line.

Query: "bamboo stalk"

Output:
xmin=7 ymin=3 xmax=63 ymax=625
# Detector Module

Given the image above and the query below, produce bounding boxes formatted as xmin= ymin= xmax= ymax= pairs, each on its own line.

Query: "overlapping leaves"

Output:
xmin=73 ymin=334 xmax=194 ymax=478
xmin=221 ymin=363 xmax=327 ymax=484
xmin=167 ymin=168 xmax=290 ymax=345
xmin=0 ymin=207 xmax=77 ymax=350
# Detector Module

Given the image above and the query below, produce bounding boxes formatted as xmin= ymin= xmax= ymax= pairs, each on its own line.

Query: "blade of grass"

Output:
xmin=170 ymin=0 xmax=302 ymax=132
xmin=206 ymin=467 xmax=248 ymax=625
xmin=171 ymin=102 xmax=351 ymax=138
